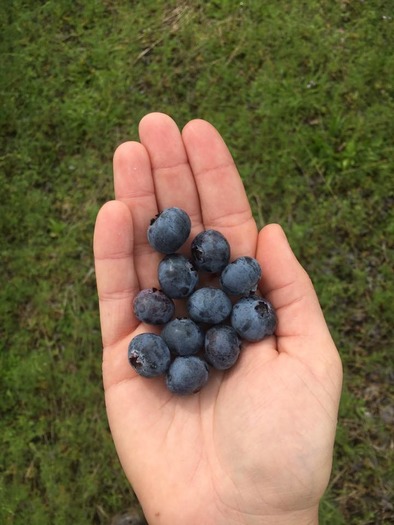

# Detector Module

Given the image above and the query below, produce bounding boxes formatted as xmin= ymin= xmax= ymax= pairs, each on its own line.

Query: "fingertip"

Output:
xmin=260 ymin=223 xmax=290 ymax=247
xmin=182 ymin=118 xmax=225 ymax=150
xmin=181 ymin=118 xmax=235 ymax=177
xmin=182 ymin=118 xmax=212 ymax=136
xmin=113 ymin=140 xmax=134 ymax=162
xmin=112 ymin=141 xmax=153 ymax=201
xmin=113 ymin=140 xmax=147 ymax=166
xmin=138 ymin=112 xmax=188 ymax=173
xmin=94 ymin=200 xmax=133 ymax=260
xmin=258 ymin=223 xmax=301 ymax=291
xmin=95 ymin=198 xmax=132 ymax=224
xmin=139 ymin=112 xmax=178 ymax=137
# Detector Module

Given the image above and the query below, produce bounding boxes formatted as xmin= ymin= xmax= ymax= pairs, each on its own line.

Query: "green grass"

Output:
xmin=1 ymin=1 xmax=393 ymax=524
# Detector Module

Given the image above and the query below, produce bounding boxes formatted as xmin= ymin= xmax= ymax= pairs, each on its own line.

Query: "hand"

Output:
xmin=93 ymin=113 xmax=343 ymax=525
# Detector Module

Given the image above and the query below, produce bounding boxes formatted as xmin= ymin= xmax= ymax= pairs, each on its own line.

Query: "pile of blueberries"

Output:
xmin=128 ymin=207 xmax=277 ymax=395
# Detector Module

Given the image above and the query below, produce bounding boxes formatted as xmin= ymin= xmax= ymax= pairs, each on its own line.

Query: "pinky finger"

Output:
xmin=93 ymin=200 xmax=140 ymax=348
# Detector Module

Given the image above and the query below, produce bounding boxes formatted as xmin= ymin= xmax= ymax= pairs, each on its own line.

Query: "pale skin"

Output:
xmin=93 ymin=112 xmax=343 ymax=525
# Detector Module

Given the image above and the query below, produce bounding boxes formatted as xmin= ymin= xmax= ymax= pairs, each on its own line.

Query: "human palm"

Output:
xmin=94 ymin=113 xmax=343 ymax=525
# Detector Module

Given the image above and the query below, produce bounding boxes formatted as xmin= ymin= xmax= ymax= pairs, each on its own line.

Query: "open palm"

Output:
xmin=93 ymin=113 xmax=342 ymax=525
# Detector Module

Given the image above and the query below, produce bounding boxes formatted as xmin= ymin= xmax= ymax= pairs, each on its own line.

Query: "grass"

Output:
xmin=1 ymin=1 xmax=393 ymax=524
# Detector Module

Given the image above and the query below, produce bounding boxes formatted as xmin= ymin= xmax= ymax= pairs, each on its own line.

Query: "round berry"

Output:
xmin=205 ymin=325 xmax=241 ymax=370
xmin=133 ymin=288 xmax=175 ymax=325
xmin=187 ymin=287 xmax=232 ymax=324
xmin=220 ymin=256 xmax=261 ymax=296
xmin=231 ymin=295 xmax=277 ymax=342
xmin=191 ymin=230 xmax=230 ymax=273
xmin=161 ymin=318 xmax=204 ymax=356
xmin=158 ymin=254 xmax=198 ymax=299
xmin=166 ymin=356 xmax=210 ymax=395
xmin=147 ymin=207 xmax=191 ymax=254
xmin=128 ymin=333 xmax=171 ymax=378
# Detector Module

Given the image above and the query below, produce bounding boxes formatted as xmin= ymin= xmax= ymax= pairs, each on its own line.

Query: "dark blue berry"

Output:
xmin=128 ymin=333 xmax=171 ymax=378
xmin=161 ymin=318 xmax=204 ymax=356
xmin=191 ymin=229 xmax=230 ymax=273
xmin=147 ymin=207 xmax=191 ymax=254
xmin=166 ymin=356 xmax=210 ymax=395
xmin=231 ymin=295 xmax=277 ymax=342
xmin=220 ymin=256 xmax=262 ymax=296
xmin=158 ymin=254 xmax=198 ymax=299
xmin=133 ymin=288 xmax=175 ymax=325
xmin=205 ymin=325 xmax=241 ymax=370
xmin=187 ymin=287 xmax=232 ymax=324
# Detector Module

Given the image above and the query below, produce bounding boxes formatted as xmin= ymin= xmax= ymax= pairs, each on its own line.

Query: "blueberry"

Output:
xmin=166 ymin=356 xmax=210 ymax=395
xmin=205 ymin=325 xmax=241 ymax=370
xmin=220 ymin=256 xmax=262 ymax=296
xmin=161 ymin=318 xmax=204 ymax=356
xmin=147 ymin=207 xmax=191 ymax=254
xmin=187 ymin=287 xmax=232 ymax=324
xmin=158 ymin=254 xmax=199 ymax=299
xmin=231 ymin=295 xmax=277 ymax=342
xmin=191 ymin=230 xmax=230 ymax=273
xmin=128 ymin=333 xmax=171 ymax=378
xmin=133 ymin=288 xmax=175 ymax=325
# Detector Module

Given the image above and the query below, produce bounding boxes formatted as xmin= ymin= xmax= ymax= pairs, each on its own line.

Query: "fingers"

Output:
xmin=113 ymin=141 xmax=161 ymax=288
xmin=115 ymin=114 xmax=258 ymax=266
xmin=139 ymin=113 xmax=204 ymax=245
xmin=93 ymin=200 xmax=140 ymax=348
xmin=182 ymin=119 xmax=258 ymax=259
xmin=257 ymin=224 xmax=341 ymax=371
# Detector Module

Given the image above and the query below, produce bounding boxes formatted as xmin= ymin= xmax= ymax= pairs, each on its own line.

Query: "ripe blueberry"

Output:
xmin=147 ymin=207 xmax=191 ymax=254
xmin=191 ymin=229 xmax=230 ymax=273
xmin=166 ymin=356 xmax=210 ymax=395
xmin=161 ymin=318 xmax=204 ymax=356
xmin=205 ymin=325 xmax=241 ymax=370
xmin=220 ymin=256 xmax=261 ymax=296
xmin=128 ymin=333 xmax=171 ymax=378
xmin=231 ymin=295 xmax=277 ymax=342
xmin=133 ymin=288 xmax=175 ymax=325
xmin=187 ymin=287 xmax=232 ymax=324
xmin=158 ymin=254 xmax=198 ymax=299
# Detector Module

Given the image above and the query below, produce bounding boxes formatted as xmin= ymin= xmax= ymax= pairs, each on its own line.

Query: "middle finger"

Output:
xmin=138 ymin=112 xmax=204 ymax=251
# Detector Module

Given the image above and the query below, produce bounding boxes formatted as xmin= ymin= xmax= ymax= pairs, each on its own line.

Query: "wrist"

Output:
xmin=222 ymin=506 xmax=319 ymax=525
xmin=261 ymin=509 xmax=319 ymax=525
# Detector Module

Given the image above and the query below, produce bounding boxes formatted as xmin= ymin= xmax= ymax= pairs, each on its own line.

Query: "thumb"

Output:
xmin=257 ymin=224 xmax=341 ymax=375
